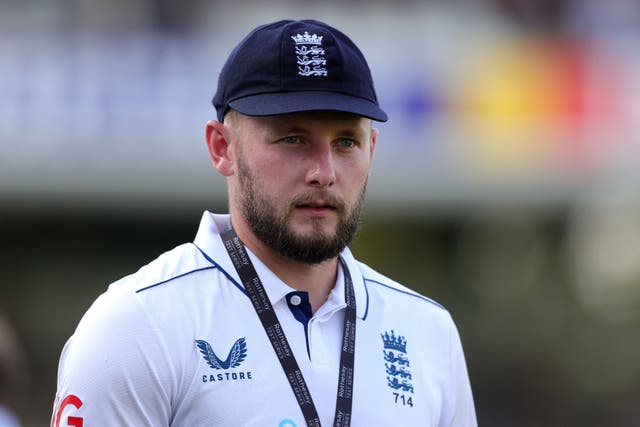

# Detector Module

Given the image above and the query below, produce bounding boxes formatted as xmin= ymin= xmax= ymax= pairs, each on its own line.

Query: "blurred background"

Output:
xmin=2 ymin=0 xmax=640 ymax=425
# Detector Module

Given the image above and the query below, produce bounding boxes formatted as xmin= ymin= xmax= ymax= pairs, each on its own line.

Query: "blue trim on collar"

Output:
xmin=192 ymin=243 xmax=248 ymax=296
xmin=363 ymin=278 xmax=445 ymax=311
xmin=135 ymin=266 xmax=217 ymax=293
xmin=361 ymin=274 xmax=370 ymax=321
xmin=286 ymin=291 xmax=312 ymax=359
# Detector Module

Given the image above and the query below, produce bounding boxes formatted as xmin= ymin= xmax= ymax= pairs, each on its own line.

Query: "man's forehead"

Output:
xmin=243 ymin=110 xmax=372 ymax=130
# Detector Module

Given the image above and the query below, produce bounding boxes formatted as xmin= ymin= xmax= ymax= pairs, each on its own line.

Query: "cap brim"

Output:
xmin=228 ymin=91 xmax=388 ymax=122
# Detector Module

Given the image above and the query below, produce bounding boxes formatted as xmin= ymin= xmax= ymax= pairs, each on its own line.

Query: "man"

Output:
xmin=52 ymin=19 xmax=476 ymax=426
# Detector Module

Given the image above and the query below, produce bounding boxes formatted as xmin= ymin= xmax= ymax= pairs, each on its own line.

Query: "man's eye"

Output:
xmin=337 ymin=138 xmax=356 ymax=148
xmin=281 ymin=136 xmax=301 ymax=144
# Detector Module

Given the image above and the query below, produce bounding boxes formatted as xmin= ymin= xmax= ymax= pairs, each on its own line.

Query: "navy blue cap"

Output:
xmin=212 ymin=19 xmax=388 ymax=122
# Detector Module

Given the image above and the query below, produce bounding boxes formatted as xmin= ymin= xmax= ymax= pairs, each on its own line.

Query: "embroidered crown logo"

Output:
xmin=381 ymin=330 xmax=414 ymax=396
xmin=291 ymin=31 xmax=327 ymax=77
xmin=382 ymin=330 xmax=407 ymax=353
xmin=291 ymin=32 xmax=323 ymax=45
xmin=195 ymin=338 xmax=247 ymax=370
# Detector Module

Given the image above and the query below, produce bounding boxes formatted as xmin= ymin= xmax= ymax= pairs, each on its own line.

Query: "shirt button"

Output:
xmin=290 ymin=294 xmax=302 ymax=306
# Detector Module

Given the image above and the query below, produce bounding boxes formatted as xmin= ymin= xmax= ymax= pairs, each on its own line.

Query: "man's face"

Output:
xmin=228 ymin=111 xmax=377 ymax=264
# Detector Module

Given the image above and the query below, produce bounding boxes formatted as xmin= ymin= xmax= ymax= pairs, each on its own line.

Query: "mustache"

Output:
xmin=289 ymin=191 xmax=346 ymax=212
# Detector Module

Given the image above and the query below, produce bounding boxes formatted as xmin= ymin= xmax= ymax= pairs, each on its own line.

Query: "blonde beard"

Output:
xmin=234 ymin=150 xmax=366 ymax=264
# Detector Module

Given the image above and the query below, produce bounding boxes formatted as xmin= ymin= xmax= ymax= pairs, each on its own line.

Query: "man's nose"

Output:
xmin=306 ymin=144 xmax=336 ymax=188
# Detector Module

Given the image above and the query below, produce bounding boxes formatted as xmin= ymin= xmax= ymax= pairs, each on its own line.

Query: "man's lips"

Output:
xmin=296 ymin=201 xmax=336 ymax=209
xmin=291 ymin=192 xmax=344 ymax=217
xmin=295 ymin=201 xmax=337 ymax=216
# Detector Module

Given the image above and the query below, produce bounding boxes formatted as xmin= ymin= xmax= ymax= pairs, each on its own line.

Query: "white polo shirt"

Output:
xmin=52 ymin=212 xmax=476 ymax=427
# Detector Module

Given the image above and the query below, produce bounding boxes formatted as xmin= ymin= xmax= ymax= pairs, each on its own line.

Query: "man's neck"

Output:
xmin=230 ymin=215 xmax=338 ymax=314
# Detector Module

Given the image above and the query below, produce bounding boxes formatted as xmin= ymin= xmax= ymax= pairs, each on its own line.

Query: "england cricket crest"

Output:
xmin=381 ymin=330 xmax=414 ymax=406
xmin=291 ymin=31 xmax=327 ymax=77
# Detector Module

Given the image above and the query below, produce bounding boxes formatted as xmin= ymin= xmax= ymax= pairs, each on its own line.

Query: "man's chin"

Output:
xmin=288 ymin=223 xmax=338 ymax=244
xmin=280 ymin=240 xmax=344 ymax=265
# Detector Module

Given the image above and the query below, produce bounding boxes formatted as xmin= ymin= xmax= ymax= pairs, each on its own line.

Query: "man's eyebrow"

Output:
xmin=279 ymin=126 xmax=309 ymax=134
xmin=270 ymin=123 xmax=365 ymax=134
xmin=335 ymin=128 xmax=362 ymax=137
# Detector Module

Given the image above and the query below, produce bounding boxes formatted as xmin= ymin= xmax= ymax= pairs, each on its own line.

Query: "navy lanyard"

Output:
xmin=221 ymin=227 xmax=356 ymax=427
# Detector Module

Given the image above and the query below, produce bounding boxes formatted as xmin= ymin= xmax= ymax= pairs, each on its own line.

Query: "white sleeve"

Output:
xmin=52 ymin=286 xmax=175 ymax=427
xmin=447 ymin=315 xmax=477 ymax=427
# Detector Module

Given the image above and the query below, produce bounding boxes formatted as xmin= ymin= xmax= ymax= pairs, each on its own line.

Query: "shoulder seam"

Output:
xmin=135 ymin=266 xmax=218 ymax=293
xmin=363 ymin=278 xmax=446 ymax=311
xmin=192 ymin=243 xmax=247 ymax=296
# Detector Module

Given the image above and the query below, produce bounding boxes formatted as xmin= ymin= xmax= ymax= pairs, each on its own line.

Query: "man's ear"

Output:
xmin=205 ymin=120 xmax=234 ymax=176
xmin=369 ymin=127 xmax=378 ymax=162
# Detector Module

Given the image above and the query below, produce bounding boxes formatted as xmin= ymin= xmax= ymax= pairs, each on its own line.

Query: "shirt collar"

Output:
xmin=337 ymin=246 xmax=368 ymax=320
xmin=193 ymin=211 xmax=367 ymax=319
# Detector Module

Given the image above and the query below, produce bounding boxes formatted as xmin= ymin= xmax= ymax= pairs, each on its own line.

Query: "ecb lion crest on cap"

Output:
xmin=291 ymin=31 xmax=327 ymax=77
